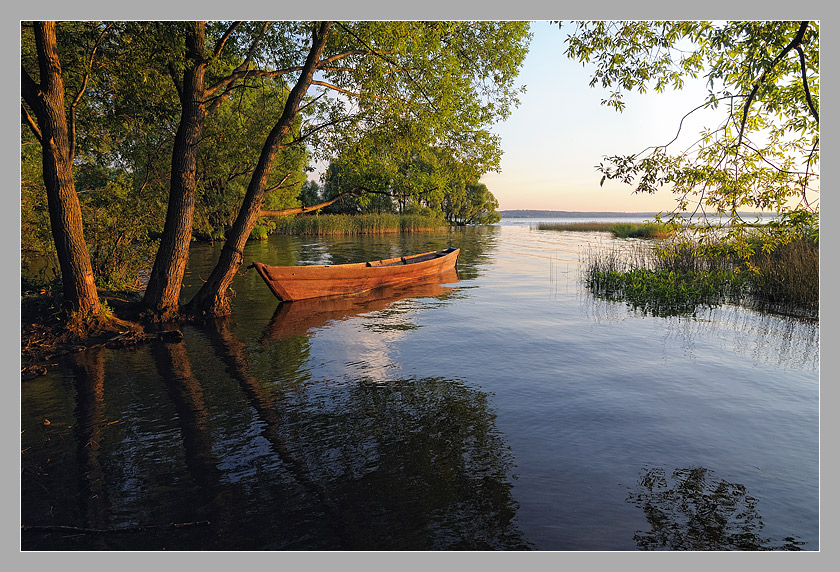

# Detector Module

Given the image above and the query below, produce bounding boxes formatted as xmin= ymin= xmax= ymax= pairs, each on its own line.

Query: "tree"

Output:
xmin=562 ymin=21 xmax=818 ymax=234
xmin=318 ymin=121 xmax=502 ymax=220
xmin=443 ymin=182 xmax=501 ymax=226
xmin=298 ymin=180 xmax=322 ymax=208
xmin=185 ymin=21 xmax=530 ymax=317
xmin=184 ymin=22 xmax=333 ymax=318
xmin=21 ymin=22 xmax=104 ymax=317
xmin=140 ymin=21 xmax=233 ymax=321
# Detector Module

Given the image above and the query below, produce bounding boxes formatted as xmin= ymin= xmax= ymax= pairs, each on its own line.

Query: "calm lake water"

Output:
xmin=20 ymin=218 xmax=819 ymax=551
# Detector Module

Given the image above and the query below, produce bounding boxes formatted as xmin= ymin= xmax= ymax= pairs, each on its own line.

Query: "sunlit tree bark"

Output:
xmin=185 ymin=22 xmax=332 ymax=318
xmin=142 ymin=22 xmax=213 ymax=321
xmin=21 ymin=21 xmax=100 ymax=316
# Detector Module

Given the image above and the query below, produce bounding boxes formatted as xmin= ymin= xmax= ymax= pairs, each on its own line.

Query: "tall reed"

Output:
xmin=584 ymin=234 xmax=818 ymax=318
xmin=745 ymin=237 xmax=819 ymax=314
xmin=537 ymin=221 xmax=675 ymax=238
xmin=271 ymin=213 xmax=446 ymax=236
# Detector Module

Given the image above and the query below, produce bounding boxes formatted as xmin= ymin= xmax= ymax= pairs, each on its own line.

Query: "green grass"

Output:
xmin=270 ymin=213 xmax=446 ymax=236
xmin=537 ymin=221 xmax=675 ymax=239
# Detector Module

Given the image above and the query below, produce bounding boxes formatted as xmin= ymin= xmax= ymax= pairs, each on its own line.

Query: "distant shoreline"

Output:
xmin=499 ymin=210 xmax=661 ymax=218
xmin=498 ymin=209 xmax=770 ymax=218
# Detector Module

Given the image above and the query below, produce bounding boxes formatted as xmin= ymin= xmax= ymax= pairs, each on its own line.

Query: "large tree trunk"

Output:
xmin=185 ymin=22 xmax=332 ymax=319
xmin=21 ymin=22 xmax=100 ymax=316
xmin=141 ymin=22 xmax=208 ymax=321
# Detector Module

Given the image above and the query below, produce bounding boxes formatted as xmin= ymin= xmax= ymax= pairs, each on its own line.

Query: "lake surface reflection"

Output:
xmin=20 ymin=219 xmax=819 ymax=550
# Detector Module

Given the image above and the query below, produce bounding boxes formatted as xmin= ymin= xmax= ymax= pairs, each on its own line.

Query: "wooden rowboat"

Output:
xmin=260 ymin=268 xmax=459 ymax=340
xmin=252 ymin=247 xmax=460 ymax=302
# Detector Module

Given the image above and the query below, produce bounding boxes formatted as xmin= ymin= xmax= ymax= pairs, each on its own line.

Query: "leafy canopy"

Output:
xmin=562 ymin=21 xmax=818 ymax=235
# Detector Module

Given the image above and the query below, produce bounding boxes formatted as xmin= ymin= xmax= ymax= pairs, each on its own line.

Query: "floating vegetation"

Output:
xmin=271 ymin=213 xmax=446 ymax=235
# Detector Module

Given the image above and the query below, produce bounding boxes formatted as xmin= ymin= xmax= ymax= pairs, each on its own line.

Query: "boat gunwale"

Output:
xmin=252 ymin=247 xmax=459 ymax=302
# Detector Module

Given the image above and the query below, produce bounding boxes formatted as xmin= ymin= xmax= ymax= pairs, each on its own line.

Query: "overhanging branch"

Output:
xmin=259 ymin=190 xmax=357 ymax=217
xmin=795 ymin=45 xmax=819 ymax=125
xmin=737 ymin=21 xmax=810 ymax=150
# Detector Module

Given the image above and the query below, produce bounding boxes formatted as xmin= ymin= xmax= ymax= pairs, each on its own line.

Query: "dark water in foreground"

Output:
xmin=20 ymin=219 xmax=819 ymax=550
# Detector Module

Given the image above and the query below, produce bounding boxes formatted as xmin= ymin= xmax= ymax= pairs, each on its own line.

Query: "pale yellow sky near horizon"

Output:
xmin=480 ymin=21 xmax=818 ymax=214
xmin=481 ymin=22 xmax=722 ymax=213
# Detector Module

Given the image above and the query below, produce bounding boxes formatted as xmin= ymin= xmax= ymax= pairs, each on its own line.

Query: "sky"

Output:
xmin=480 ymin=21 xmax=723 ymax=213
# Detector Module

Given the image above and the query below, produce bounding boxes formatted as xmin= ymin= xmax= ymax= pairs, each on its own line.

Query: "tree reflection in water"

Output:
xmin=281 ymin=375 xmax=531 ymax=550
xmin=219 ymin=301 xmax=530 ymax=550
xmin=627 ymin=466 xmax=805 ymax=550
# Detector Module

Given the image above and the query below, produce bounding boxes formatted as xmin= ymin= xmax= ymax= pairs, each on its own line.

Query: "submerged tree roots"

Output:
xmin=21 ymin=290 xmax=183 ymax=380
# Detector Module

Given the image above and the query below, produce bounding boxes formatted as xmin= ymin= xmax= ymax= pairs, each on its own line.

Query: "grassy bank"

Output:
xmin=538 ymin=221 xmax=675 ymax=239
xmin=584 ymin=235 xmax=818 ymax=318
xmin=269 ymin=213 xmax=446 ymax=236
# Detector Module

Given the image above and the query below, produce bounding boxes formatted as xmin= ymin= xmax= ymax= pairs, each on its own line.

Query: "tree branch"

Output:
xmin=204 ymin=67 xmax=305 ymax=108
xmin=204 ymin=33 xmax=374 ymax=112
xmin=287 ymin=115 xmax=357 ymax=147
xmin=795 ymin=45 xmax=819 ymax=125
xmin=639 ymin=97 xmax=726 ymax=155
xmin=167 ymin=61 xmax=183 ymax=99
xmin=210 ymin=21 xmax=242 ymax=61
xmin=737 ymin=21 xmax=809 ymax=150
xmin=21 ymin=104 xmax=42 ymax=142
xmin=262 ymin=172 xmax=293 ymax=194
xmin=206 ymin=48 xmax=372 ymax=101
xmin=308 ymin=80 xmax=365 ymax=99
xmin=69 ymin=22 xmax=113 ymax=163
xmin=318 ymin=49 xmax=369 ymax=65
xmin=259 ymin=190 xmax=356 ymax=217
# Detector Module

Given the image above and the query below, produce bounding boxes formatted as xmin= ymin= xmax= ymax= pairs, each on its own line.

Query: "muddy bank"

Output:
xmin=21 ymin=291 xmax=182 ymax=380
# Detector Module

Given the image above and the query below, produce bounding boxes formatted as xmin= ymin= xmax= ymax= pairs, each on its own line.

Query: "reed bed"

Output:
xmin=271 ymin=213 xmax=446 ymax=236
xmin=584 ymin=236 xmax=818 ymax=319
xmin=745 ymin=237 xmax=819 ymax=315
xmin=537 ymin=221 xmax=675 ymax=239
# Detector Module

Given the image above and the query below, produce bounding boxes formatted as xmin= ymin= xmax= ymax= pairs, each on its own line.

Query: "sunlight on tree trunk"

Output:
xmin=21 ymin=22 xmax=100 ymax=317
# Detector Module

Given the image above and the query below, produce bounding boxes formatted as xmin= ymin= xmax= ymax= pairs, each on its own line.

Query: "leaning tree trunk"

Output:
xmin=22 ymin=22 xmax=100 ymax=316
xmin=184 ymin=22 xmax=332 ymax=319
xmin=142 ymin=22 xmax=208 ymax=321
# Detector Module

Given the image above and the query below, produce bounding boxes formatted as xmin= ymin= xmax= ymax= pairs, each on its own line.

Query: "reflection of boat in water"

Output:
xmin=252 ymin=247 xmax=459 ymax=302
xmin=261 ymin=268 xmax=459 ymax=341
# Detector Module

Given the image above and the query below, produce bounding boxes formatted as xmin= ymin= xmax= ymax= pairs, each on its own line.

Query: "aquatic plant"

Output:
xmin=271 ymin=213 xmax=446 ymax=235
xmin=583 ymin=232 xmax=818 ymax=319
xmin=537 ymin=221 xmax=675 ymax=238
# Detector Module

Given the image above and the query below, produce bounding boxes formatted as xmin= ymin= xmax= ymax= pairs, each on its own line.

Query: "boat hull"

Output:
xmin=261 ymin=267 xmax=459 ymax=340
xmin=253 ymin=247 xmax=460 ymax=302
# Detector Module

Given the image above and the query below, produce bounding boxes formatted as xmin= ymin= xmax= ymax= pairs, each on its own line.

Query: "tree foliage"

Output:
xmin=298 ymin=180 xmax=322 ymax=207
xmin=195 ymin=76 xmax=307 ymax=239
xmin=21 ymin=22 xmax=104 ymax=315
xmin=318 ymin=124 xmax=502 ymax=225
xmin=22 ymin=20 xmax=530 ymax=319
xmin=562 ymin=21 xmax=819 ymax=235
